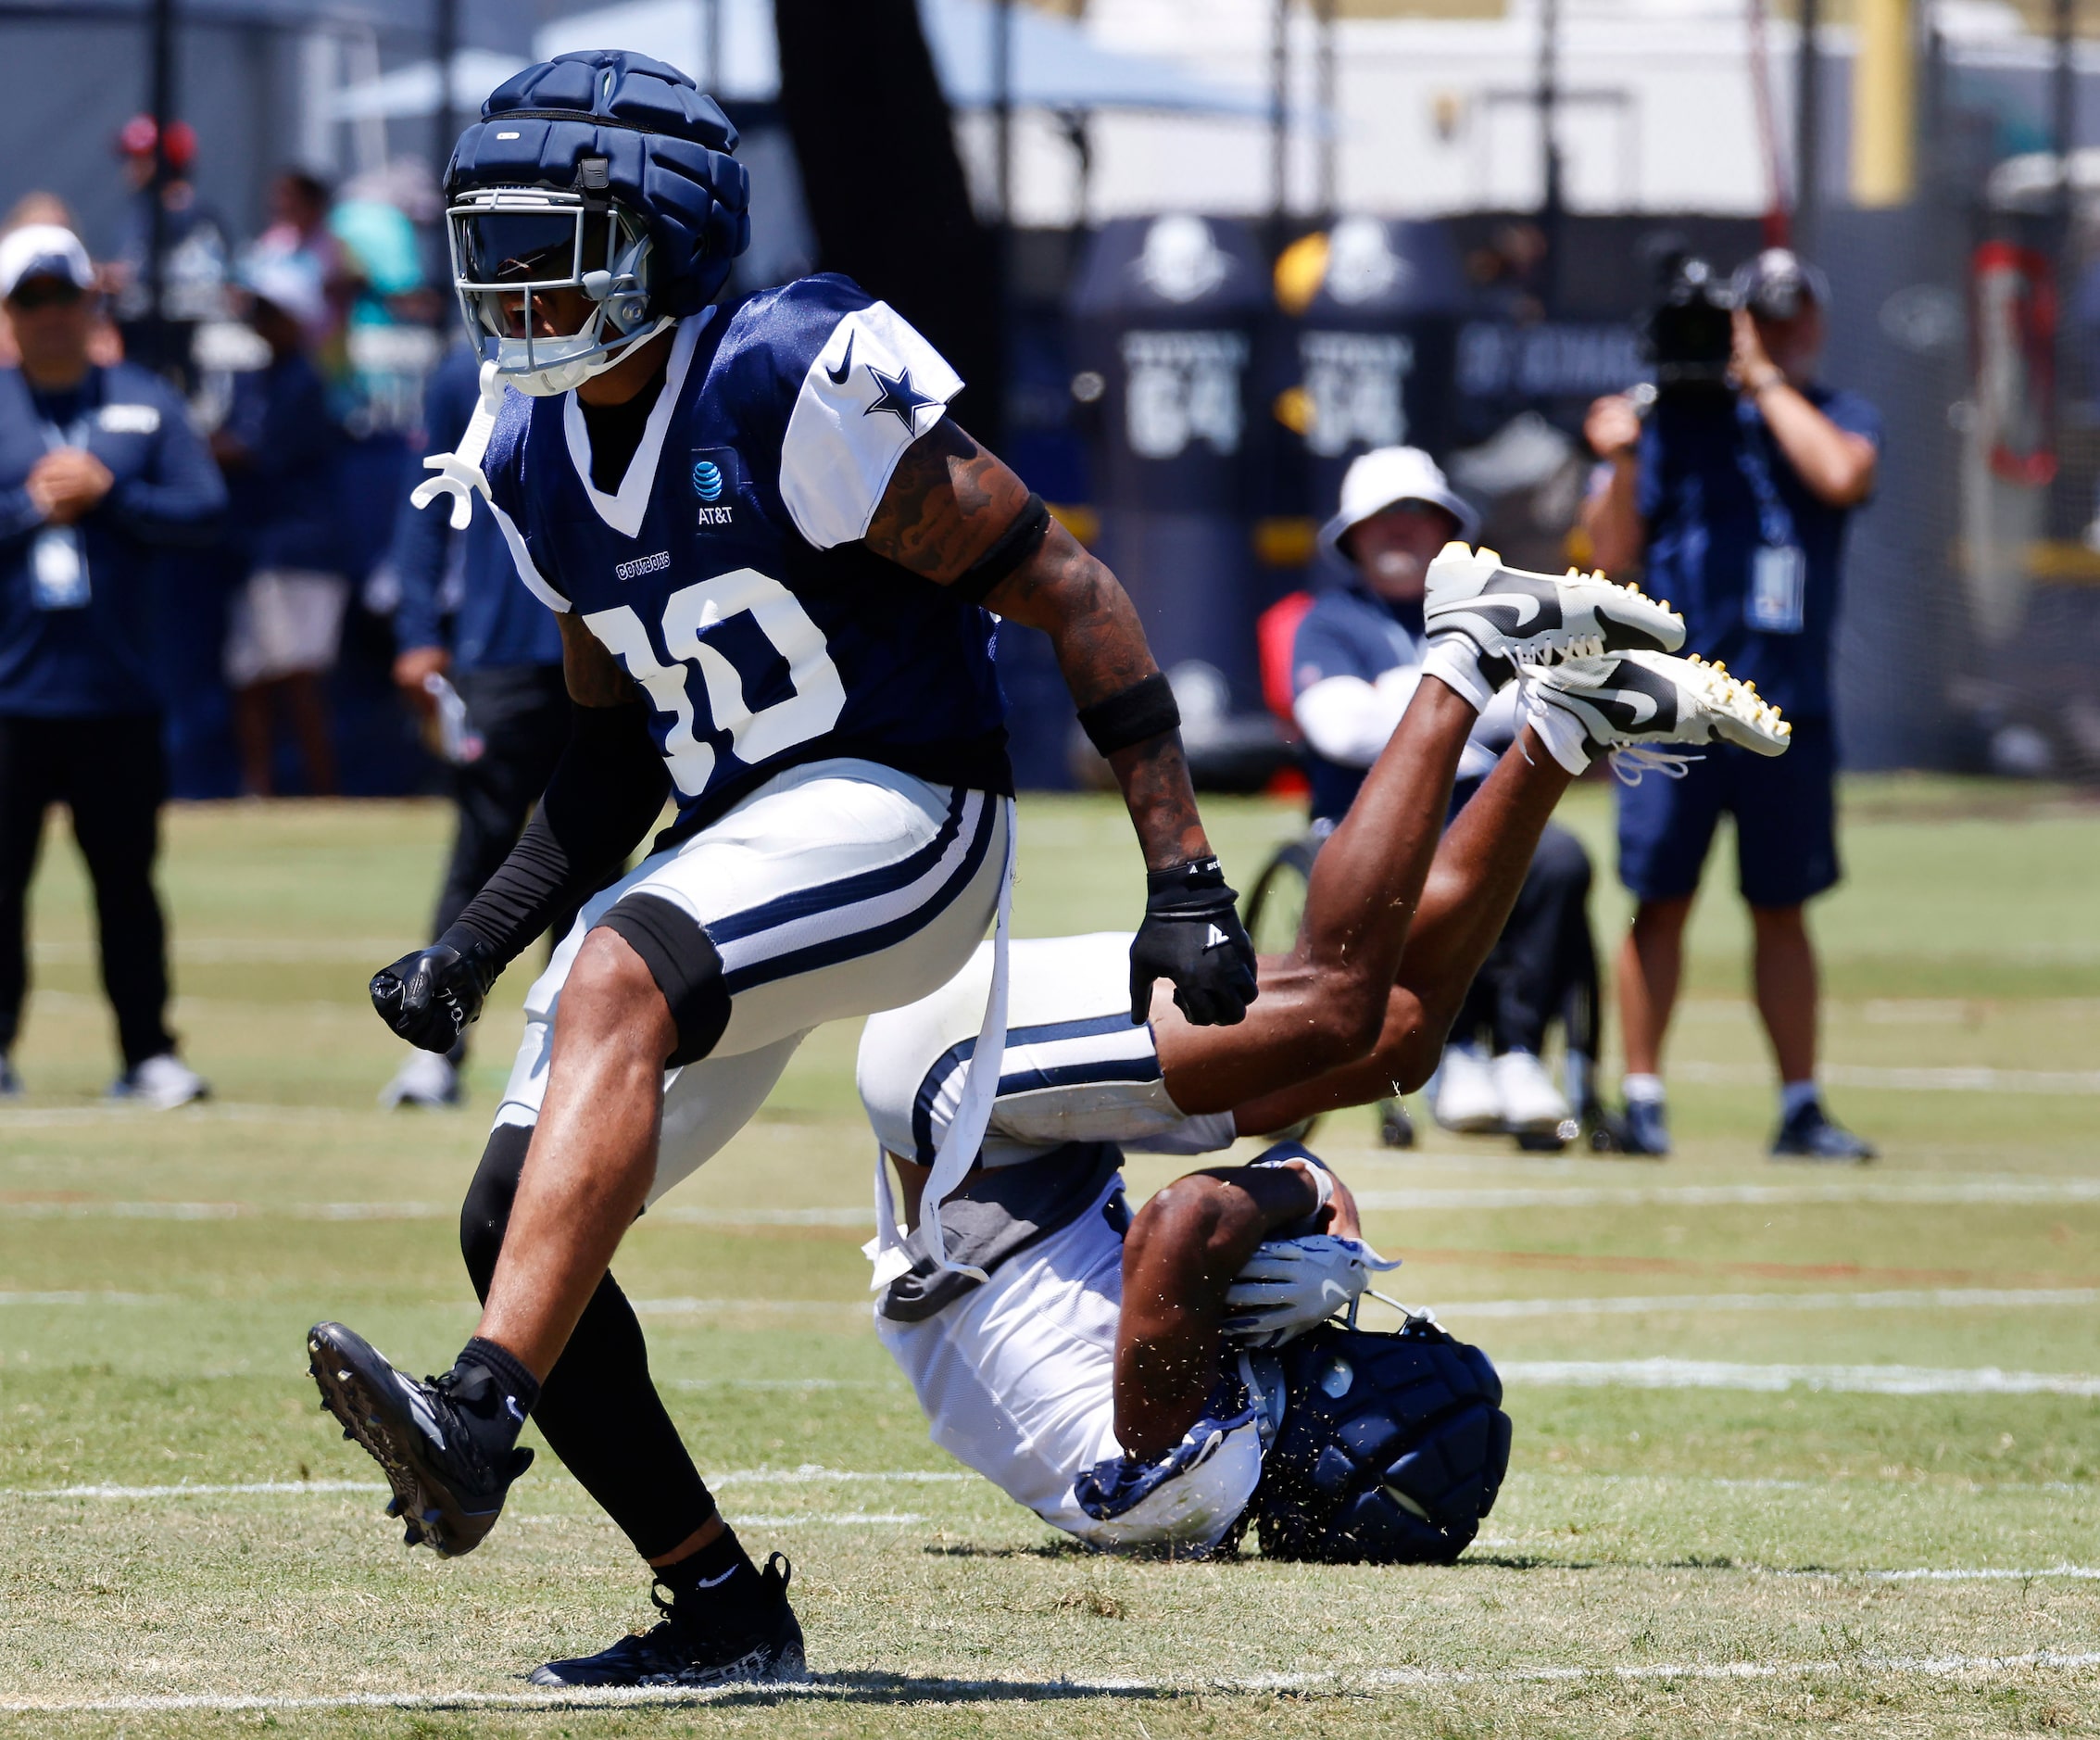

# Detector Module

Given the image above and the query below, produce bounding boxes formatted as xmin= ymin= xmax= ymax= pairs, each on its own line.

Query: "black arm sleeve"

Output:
xmin=446 ymin=701 xmax=671 ymax=970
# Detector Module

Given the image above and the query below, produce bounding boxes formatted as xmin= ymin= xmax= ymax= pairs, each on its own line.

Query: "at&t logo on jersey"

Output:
xmin=692 ymin=448 xmax=738 ymax=528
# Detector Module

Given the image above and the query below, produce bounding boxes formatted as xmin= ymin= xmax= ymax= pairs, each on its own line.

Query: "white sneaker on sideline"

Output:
xmin=381 ymin=1050 xmax=461 ymax=1109
xmin=109 ymin=1053 xmax=209 ymax=1110
xmin=1432 ymin=1043 xmax=1503 ymax=1134
xmin=1492 ymin=1050 xmax=1570 ymax=1135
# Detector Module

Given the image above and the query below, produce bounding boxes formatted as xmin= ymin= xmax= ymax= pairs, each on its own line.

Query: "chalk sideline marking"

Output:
xmin=1673 ymin=1060 xmax=2100 ymax=1095
xmin=1499 ymin=1358 xmax=2100 ymax=1396
xmin=1 ymin=1467 xmax=974 ymax=1500
xmin=6 ymin=1651 xmax=2098 ymax=1712
xmin=1353 ymin=1178 xmax=2100 ymax=1212
xmin=1440 ymin=1287 xmax=2100 ymax=1319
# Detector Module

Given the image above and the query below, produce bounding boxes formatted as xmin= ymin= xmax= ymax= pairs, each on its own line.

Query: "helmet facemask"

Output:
xmin=447 ymin=183 xmax=673 ymax=397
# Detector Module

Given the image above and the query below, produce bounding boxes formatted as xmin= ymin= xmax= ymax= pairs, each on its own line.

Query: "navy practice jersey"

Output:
xmin=481 ymin=275 xmax=1010 ymax=838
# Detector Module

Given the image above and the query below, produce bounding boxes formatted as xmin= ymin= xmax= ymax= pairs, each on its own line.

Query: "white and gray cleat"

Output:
xmin=1422 ymin=543 xmax=1686 ymax=708
xmin=1520 ymin=649 xmax=1792 ymax=777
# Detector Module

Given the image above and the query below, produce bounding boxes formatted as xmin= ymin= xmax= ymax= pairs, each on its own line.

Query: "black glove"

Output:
xmin=370 ymin=927 xmax=500 ymax=1053
xmin=1129 ymin=858 xmax=1258 ymax=1027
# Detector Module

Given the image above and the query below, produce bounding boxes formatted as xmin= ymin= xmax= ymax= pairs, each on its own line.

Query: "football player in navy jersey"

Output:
xmin=306 ymin=51 xmax=1256 ymax=1685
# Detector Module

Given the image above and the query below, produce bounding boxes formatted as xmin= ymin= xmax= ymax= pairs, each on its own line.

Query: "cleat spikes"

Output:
xmin=385 ymin=1495 xmax=405 ymax=1518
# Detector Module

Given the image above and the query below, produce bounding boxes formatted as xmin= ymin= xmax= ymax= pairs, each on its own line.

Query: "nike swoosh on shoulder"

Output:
xmin=825 ymin=330 xmax=856 ymax=386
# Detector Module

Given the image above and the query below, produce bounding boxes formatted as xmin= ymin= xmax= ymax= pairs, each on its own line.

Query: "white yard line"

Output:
xmin=1353 ymin=1178 xmax=2100 ymax=1211
xmin=1438 ymin=1287 xmax=2100 ymax=1318
xmin=669 ymin=1378 xmax=896 ymax=1391
xmin=6 ymin=1652 xmax=2097 ymax=1712
xmin=1672 ymin=1060 xmax=2100 ymax=1093
xmin=0 ymin=1199 xmax=876 ymax=1225
xmin=0 ymin=1102 xmax=353 ymax=1131
xmin=31 ymin=938 xmax=405 ymax=965
xmin=5 ymin=1481 xmax=388 ymax=1499
xmin=0 ymin=1290 xmax=165 ymax=1305
xmin=1499 ymin=1358 xmax=2100 ymax=1395
xmin=651 ymin=1204 xmax=875 ymax=1226
xmin=631 ymin=1298 xmax=863 ymax=1316
xmin=17 ymin=1173 xmax=2096 ymax=1219
xmin=1 ymin=1468 xmax=973 ymax=1500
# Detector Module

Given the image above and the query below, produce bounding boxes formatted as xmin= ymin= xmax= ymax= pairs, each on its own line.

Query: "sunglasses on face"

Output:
xmin=6 ymin=279 xmax=86 ymax=311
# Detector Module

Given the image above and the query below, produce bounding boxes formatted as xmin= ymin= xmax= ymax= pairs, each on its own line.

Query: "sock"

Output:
xmin=656 ymin=1522 xmax=760 ymax=1608
xmin=1518 ymin=681 xmax=1594 ymax=775
xmin=1622 ymin=1072 xmax=1666 ymax=1107
xmin=443 ymin=1336 xmax=542 ymax=1462
xmin=1422 ymin=637 xmax=1498 ymax=712
xmin=1779 ymin=1078 xmax=1820 ymax=1121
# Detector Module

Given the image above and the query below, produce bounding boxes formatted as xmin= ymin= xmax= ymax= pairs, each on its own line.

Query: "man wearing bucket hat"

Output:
xmin=1583 ymin=246 xmax=1880 ymax=1163
xmin=0 ymin=224 xmax=225 ymax=1104
xmin=1290 ymin=446 xmax=1598 ymax=1141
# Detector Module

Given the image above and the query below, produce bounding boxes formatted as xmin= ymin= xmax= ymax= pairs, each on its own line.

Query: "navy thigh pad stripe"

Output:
xmin=719 ymin=789 xmax=998 ymax=997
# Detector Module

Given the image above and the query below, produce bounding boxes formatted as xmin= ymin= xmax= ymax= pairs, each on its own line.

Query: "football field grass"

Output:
xmin=1 ymin=778 xmax=2095 ymax=1736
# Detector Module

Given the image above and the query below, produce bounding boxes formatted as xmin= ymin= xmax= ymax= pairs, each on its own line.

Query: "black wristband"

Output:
xmin=950 ymin=491 xmax=1052 ymax=607
xmin=1079 ymin=673 xmax=1181 ymax=760
xmin=1144 ymin=854 xmax=1226 ymax=898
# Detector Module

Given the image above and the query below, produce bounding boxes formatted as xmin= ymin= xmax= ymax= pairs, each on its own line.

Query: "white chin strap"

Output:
xmin=504 ymin=314 xmax=676 ymax=397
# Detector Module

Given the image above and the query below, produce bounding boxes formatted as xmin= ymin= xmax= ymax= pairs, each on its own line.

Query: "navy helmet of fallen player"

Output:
xmin=444 ymin=50 xmax=750 ymax=396
xmin=1251 ymin=1313 xmax=1512 ymax=1563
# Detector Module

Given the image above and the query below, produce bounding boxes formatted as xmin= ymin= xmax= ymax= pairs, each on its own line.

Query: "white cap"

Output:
xmin=1319 ymin=445 xmax=1478 ymax=561
xmin=0 ymin=224 xmax=94 ymax=301
xmin=238 ymin=254 xmax=327 ymax=332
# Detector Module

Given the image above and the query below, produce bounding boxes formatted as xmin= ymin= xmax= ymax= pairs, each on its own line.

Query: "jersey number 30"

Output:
xmin=586 ymin=569 xmax=847 ymax=797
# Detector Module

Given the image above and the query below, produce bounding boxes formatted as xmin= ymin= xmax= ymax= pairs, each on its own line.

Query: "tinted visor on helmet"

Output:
xmin=461 ymin=209 xmax=593 ymax=284
xmin=447 ymin=188 xmax=654 ymax=381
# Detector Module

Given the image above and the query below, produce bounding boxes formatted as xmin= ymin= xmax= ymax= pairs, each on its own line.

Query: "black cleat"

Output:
xmin=306 ymin=1320 xmax=531 ymax=1557
xmin=530 ymin=1554 xmax=806 ymax=1688
xmin=1770 ymin=1101 xmax=1877 ymax=1164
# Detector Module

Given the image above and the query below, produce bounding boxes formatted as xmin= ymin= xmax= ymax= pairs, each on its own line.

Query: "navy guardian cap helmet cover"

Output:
xmin=445 ymin=50 xmax=752 ymax=391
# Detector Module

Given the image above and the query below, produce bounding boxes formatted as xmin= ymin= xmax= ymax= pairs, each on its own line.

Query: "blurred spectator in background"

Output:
xmin=1291 ymin=446 xmax=1593 ymax=1141
xmin=0 ymin=225 xmax=224 ymax=1105
xmin=249 ymin=171 xmax=352 ymax=381
xmin=107 ymin=117 xmax=230 ymax=383
xmin=1583 ymin=247 xmax=1880 ymax=1162
xmin=214 ymin=257 xmax=344 ymax=798
xmin=378 ymin=338 xmax=571 ymax=1109
xmin=0 ymin=196 xmax=122 ymax=373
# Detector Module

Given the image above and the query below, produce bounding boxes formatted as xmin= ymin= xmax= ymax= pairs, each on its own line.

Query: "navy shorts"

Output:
xmin=1615 ymin=718 xmax=1838 ymax=909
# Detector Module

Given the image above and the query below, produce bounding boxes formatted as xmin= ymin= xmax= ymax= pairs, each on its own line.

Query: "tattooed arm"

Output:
xmin=864 ymin=419 xmax=1209 ymax=871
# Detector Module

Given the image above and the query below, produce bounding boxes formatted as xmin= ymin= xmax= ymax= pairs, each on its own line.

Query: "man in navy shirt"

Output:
xmin=1583 ymin=248 xmax=1880 ymax=1161
xmin=0 ymin=225 xmax=225 ymax=1105
xmin=381 ymin=338 xmax=571 ymax=1109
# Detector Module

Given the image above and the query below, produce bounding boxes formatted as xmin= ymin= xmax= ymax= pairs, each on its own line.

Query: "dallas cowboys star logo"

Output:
xmin=863 ymin=361 xmax=937 ymax=429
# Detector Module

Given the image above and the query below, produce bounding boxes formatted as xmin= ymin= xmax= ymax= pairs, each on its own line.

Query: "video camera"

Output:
xmin=1637 ymin=250 xmax=1736 ymax=397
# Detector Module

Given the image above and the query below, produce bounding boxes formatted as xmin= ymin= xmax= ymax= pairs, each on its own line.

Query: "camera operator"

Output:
xmin=1581 ymin=247 xmax=1879 ymax=1163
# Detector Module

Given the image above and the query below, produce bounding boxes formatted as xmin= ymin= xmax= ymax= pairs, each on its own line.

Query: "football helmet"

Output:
xmin=1252 ymin=1316 xmax=1512 ymax=1564
xmin=444 ymin=50 xmax=750 ymax=396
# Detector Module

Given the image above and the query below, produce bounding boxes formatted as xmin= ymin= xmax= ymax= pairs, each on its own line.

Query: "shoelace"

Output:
xmin=1605 ymin=744 xmax=1702 ymax=787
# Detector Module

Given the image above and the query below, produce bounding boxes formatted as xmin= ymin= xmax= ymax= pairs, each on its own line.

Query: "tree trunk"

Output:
xmin=773 ymin=0 xmax=1003 ymax=444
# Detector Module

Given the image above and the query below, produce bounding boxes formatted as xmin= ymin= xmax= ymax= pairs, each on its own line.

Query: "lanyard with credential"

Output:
xmin=1732 ymin=397 xmax=1797 ymax=549
xmin=29 ymin=406 xmax=95 ymax=612
xmin=1733 ymin=396 xmax=1808 ymax=634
